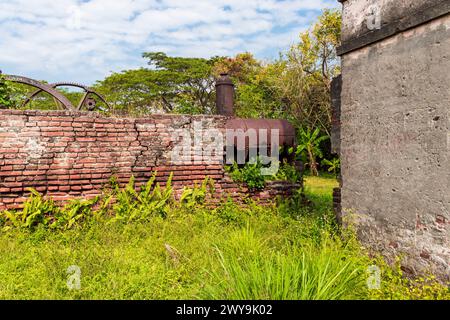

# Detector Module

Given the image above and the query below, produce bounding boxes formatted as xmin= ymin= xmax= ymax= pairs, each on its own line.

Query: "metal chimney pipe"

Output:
xmin=215 ymin=73 xmax=234 ymax=116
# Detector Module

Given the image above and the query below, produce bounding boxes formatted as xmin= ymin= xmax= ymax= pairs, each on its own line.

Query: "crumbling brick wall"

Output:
xmin=0 ymin=109 xmax=298 ymax=210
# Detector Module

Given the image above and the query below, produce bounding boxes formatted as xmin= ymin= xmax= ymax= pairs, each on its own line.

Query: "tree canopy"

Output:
xmin=2 ymin=9 xmax=342 ymax=145
xmin=95 ymin=52 xmax=220 ymax=115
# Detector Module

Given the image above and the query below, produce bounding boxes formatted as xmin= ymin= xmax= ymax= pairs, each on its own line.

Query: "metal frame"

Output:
xmin=4 ymin=75 xmax=110 ymax=111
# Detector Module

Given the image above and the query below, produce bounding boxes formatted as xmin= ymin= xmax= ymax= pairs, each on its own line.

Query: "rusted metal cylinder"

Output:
xmin=215 ymin=73 xmax=234 ymax=116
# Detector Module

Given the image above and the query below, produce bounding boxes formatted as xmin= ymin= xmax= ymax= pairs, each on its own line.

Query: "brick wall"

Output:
xmin=0 ymin=109 xmax=299 ymax=210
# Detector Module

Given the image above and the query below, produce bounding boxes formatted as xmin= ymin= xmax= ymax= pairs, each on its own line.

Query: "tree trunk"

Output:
xmin=307 ymin=148 xmax=319 ymax=176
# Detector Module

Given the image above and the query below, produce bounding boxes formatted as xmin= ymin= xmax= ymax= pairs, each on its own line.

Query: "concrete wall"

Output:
xmin=338 ymin=0 xmax=450 ymax=280
xmin=341 ymin=0 xmax=441 ymax=42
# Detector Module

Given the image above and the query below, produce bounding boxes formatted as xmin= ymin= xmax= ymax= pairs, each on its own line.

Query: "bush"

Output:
xmin=0 ymin=74 xmax=15 ymax=108
xmin=226 ymin=158 xmax=302 ymax=190
xmin=226 ymin=160 xmax=267 ymax=190
xmin=110 ymin=173 xmax=174 ymax=222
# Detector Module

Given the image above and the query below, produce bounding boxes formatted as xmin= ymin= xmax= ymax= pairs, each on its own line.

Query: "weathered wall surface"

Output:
xmin=340 ymin=0 xmax=444 ymax=42
xmin=339 ymin=0 xmax=450 ymax=280
xmin=0 ymin=110 xmax=297 ymax=209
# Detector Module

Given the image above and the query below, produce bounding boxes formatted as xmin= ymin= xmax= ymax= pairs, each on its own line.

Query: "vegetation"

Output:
xmin=292 ymin=127 xmax=330 ymax=176
xmin=2 ymin=9 xmax=445 ymax=301
xmin=0 ymin=174 xmax=448 ymax=300
xmin=0 ymin=74 xmax=15 ymax=109
xmin=1 ymin=10 xmax=341 ymax=173
xmin=95 ymin=53 xmax=220 ymax=115
xmin=321 ymin=158 xmax=341 ymax=177
xmin=225 ymin=159 xmax=302 ymax=190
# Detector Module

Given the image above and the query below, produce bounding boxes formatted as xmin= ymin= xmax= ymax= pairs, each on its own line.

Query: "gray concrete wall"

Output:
xmin=341 ymin=0 xmax=441 ymax=42
xmin=339 ymin=0 xmax=450 ymax=280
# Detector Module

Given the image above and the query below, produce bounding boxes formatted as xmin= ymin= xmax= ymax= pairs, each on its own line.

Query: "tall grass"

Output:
xmin=0 ymin=173 xmax=448 ymax=300
xmin=203 ymin=224 xmax=369 ymax=300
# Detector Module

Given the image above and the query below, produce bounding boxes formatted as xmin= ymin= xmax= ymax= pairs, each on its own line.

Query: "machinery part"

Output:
xmin=23 ymin=81 xmax=110 ymax=111
xmin=226 ymin=118 xmax=296 ymax=149
xmin=225 ymin=118 xmax=296 ymax=162
xmin=3 ymin=75 xmax=110 ymax=111
xmin=216 ymin=73 xmax=234 ymax=116
xmin=4 ymin=75 xmax=76 ymax=110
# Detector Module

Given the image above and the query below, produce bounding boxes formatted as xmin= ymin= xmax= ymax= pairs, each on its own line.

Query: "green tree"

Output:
xmin=94 ymin=68 xmax=167 ymax=115
xmin=213 ymin=52 xmax=260 ymax=84
xmin=294 ymin=127 xmax=329 ymax=176
xmin=269 ymin=9 xmax=341 ymax=135
xmin=0 ymin=74 xmax=15 ymax=109
xmin=213 ymin=52 xmax=285 ymax=119
xmin=96 ymin=53 xmax=220 ymax=115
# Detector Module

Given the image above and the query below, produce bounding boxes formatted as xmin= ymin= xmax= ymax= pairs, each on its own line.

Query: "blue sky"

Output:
xmin=0 ymin=0 xmax=339 ymax=85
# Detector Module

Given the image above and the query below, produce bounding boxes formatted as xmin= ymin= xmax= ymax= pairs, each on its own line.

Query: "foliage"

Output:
xmin=212 ymin=53 xmax=282 ymax=119
xmin=96 ymin=53 xmax=220 ymax=115
xmin=0 ymin=74 xmax=15 ymax=108
xmin=268 ymin=9 xmax=341 ymax=135
xmin=226 ymin=157 xmax=302 ymax=190
xmin=0 ymin=189 xmax=55 ymax=230
xmin=274 ymin=159 xmax=303 ymax=183
xmin=368 ymin=257 xmax=450 ymax=300
xmin=291 ymin=127 xmax=329 ymax=176
xmin=110 ymin=173 xmax=174 ymax=222
xmin=213 ymin=198 xmax=248 ymax=225
xmin=0 ymin=175 xmax=448 ymax=300
xmin=213 ymin=52 xmax=260 ymax=84
xmin=0 ymin=189 xmax=102 ymax=231
xmin=52 ymin=197 xmax=100 ymax=230
xmin=321 ymin=157 xmax=341 ymax=177
xmin=226 ymin=160 xmax=267 ymax=190
xmin=91 ymin=9 xmax=341 ymax=125
xmin=180 ymin=177 xmax=215 ymax=209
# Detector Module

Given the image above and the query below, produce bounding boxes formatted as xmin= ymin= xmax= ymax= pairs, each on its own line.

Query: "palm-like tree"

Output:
xmin=321 ymin=157 xmax=341 ymax=177
xmin=295 ymin=128 xmax=329 ymax=176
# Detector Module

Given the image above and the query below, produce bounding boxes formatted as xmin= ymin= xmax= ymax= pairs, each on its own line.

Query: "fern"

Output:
xmin=111 ymin=172 xmax=174 ymax=223
xmin=180 ymin=177 xmax=215 ymax=208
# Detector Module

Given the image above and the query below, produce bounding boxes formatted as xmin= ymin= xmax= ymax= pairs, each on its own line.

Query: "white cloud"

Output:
xmin=0 ymin=0 xmax=338 ymax=84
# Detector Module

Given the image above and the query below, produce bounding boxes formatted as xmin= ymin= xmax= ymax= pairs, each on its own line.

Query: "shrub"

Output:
xmin=226 ymin=160 xmax=267 ymax=190
xmin=0 ymin=189 xmax=58 ymax=231
xmin=226 ymin=157 xmax=303 ymax=190
xmin=180 ymin=177 xmax=215 ymax=209
xmin=0 ymin=74 xmax=15 ymax=109
xmin=51 ymin=197 xmax=100 ymax=230
xmin=111 ymin=173 xmax=174 ymax=222
xmin=274 ymin=160 xmax=302 ymax=183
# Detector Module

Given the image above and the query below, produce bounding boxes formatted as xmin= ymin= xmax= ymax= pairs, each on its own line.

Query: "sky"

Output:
xmin=0 ymin=0 xmax=339 ymax=85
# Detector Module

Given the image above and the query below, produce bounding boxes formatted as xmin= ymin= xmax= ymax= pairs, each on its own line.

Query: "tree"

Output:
xmin=269 ymin=9 xmax=341 ymax=136
xmin=293 ymin=127 xmax=329 ymax=176
xmin=0 ymin=74 xmax=15 ymax=109
xmin=213 ymin=52 xmax=260 ymax=84
xmin=213 ymin=53 xmax=285 ymax=119
xmin=94 ymin=68 xmax=168 ymax=115
xmin=143 ymin=52 xmax=220 ymax=114
xmin=95 ymin=53 xmax=220 ymax=115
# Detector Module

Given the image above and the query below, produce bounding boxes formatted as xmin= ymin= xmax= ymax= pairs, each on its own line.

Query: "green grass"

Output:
xmin=0 ymin=174 xmax=448 ymax=300
xmin=304 ymin=174 xmax=339 ymax=197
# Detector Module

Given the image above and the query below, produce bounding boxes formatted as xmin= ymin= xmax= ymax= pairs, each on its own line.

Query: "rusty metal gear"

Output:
xmin=4 ymin=75 xmax=110 ymax=111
